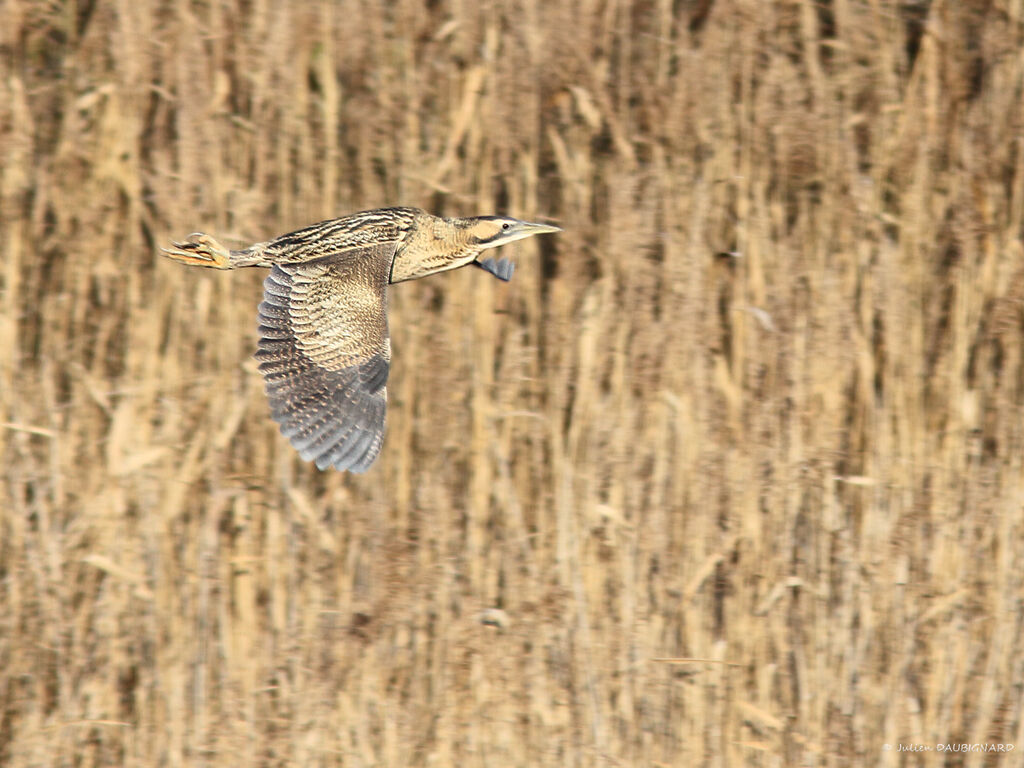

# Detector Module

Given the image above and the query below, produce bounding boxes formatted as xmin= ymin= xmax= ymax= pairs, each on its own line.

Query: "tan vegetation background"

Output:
xmin=3 ymin=0 xmax=1024 ymax=765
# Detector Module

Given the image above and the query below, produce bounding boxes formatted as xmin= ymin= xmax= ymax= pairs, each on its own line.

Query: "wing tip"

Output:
xmin=477 ymin=257 xmax=515 ymax=282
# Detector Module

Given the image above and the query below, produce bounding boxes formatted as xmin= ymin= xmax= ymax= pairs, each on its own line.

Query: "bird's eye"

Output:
xmin=502 ymin=222 xmax=510 ymax=230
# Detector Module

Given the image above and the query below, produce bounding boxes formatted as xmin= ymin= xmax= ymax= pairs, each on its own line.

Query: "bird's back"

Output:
xmin=232 ymin=207 xmax=424 ymax=268
xmin=263 ymin=207 xmax=423 ymax=264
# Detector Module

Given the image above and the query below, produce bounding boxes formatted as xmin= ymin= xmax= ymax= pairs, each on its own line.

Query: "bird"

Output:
xmin=162 ymin=207 xmax=561 ymax=473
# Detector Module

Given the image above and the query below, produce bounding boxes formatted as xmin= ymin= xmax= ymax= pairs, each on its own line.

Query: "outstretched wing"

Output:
xmin=254 ymin=245 xmax=395 ymax=472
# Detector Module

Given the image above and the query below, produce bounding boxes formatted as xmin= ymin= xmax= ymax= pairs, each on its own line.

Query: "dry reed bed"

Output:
xmin=2 ymin=1 xmax=1024 ymax=765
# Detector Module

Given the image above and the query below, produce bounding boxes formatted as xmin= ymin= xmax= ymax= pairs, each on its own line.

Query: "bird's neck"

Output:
xmin=388 ymin=218 xmax=478 ymax=284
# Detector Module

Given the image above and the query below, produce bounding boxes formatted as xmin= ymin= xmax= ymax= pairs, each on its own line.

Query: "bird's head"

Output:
xmin=464 ymin=216 xmax=563 ymax=250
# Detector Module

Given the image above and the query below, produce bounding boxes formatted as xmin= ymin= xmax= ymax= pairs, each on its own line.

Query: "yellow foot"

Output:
xmin=162 ymin=233 xmax=233 ymax=269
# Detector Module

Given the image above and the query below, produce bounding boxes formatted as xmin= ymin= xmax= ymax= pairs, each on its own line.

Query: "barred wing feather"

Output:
xmin=254 ymin=246 xmax=394 ymax=472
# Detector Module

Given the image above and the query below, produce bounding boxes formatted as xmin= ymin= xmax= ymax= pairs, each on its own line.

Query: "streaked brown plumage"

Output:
xmin=162 ymin=207 xmax=561 ymax=473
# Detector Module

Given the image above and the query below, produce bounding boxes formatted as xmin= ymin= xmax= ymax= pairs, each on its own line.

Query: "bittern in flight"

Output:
xmin=163 ymin=208 xmax=561 ymax=472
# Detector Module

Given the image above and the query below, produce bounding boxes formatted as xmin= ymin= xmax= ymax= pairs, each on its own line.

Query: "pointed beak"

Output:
xmin=483 ymin=219 xmax=562 ymax=249
xmin=514 ymin=220 xmax=562 ymax=236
